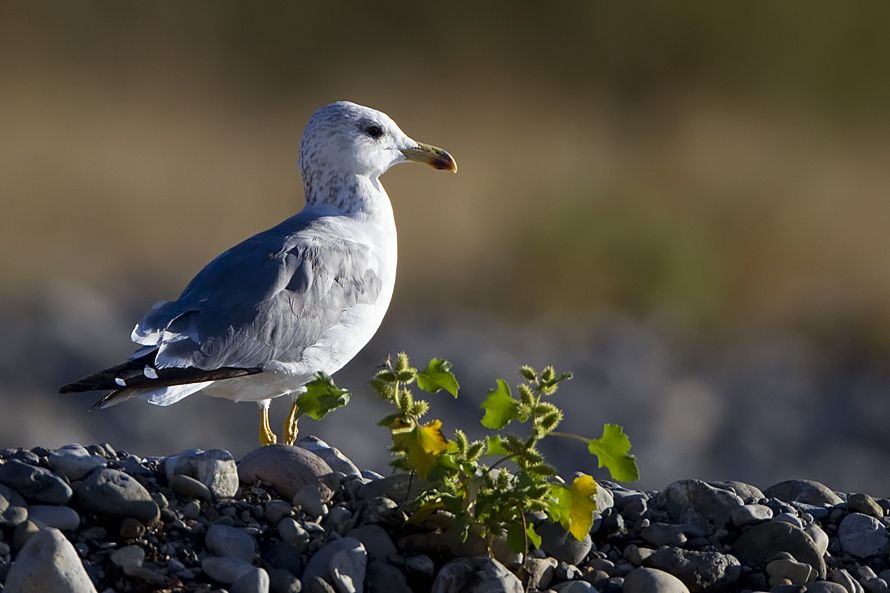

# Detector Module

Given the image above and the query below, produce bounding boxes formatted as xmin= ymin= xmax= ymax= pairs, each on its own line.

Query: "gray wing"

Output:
xmin=132 ymin=213 xmax=383 ymax=372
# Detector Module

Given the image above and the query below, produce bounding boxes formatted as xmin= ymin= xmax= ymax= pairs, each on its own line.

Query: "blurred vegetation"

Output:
xmin=2 ymin=1 xmax=890 ymax=350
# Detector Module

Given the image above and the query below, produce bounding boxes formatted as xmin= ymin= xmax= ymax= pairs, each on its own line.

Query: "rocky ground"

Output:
xmin=0 ymin=439 xmax=888 ymax=593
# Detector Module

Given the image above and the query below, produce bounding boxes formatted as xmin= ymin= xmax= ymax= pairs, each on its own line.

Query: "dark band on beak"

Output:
xmin=401 ymin=143 xmax=458 ymax=173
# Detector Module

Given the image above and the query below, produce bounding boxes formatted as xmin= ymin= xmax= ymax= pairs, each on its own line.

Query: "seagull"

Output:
xmin=60 ymin=101 xmax=457 ymax=446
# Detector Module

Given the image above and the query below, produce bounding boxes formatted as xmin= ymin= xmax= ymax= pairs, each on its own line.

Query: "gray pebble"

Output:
xmin=206 ymin=523 xmax=257 ymax=562
xmin=624 ymin=567 xmax=690 ymax=593
xmin=232 ymin=567 xmax=270 ymax=593
xmin=293 ymin=483 xmax=328 ymax=518
xmin=764 ymin=480 xmax=843 ymax=506
xmin=268 ymin=568 xmax=302 ymax=593
xmin=202 ymin=556 xmax=255 ymax=585
xmin=766 ymin=557 xmax=813 ymax=585
xmin=74 ymin=468 xmax=159 ymax=523
xmin=4 ymin=527 xmax=98 ymax=593
xmin=0 ymin=460 xmax=72 ymax=504
xmin=277 ymin=518 xmax=310 ymax=550
xmin=297 ymin=436 xmax=362 ymax=479
xmin=430 ymin=556 xmax=522 ymax=593
xmin=28 ymin=505 xmax=80 ymax=531
xmin=302 ymin=537 xmax=366 ymax=593
xmin=806 ymin=582 xmax=849 ymax=593
xmin=165 ymin=449 xmax=239 ymax=499
xmin=183 ymin=500 xmax=201 ymax=520
xmin=171 ymin=473 xmax=213 ymax=501
xmin=838 ymin=513 xmax=888 ymax=558
xmin=346 ymin=524 xmax=397 ymax=563
xmin=730 ymin=503 xmax=773 ymax=527
xmin=552 ymin=581 xmax=597 ymax=593
xmin=537 ymin=520 xmax=592 ymax=565
xmin=239 ymin=445 xmax=338 ymax=500
xmin=641 ymin=522 xmax=687 ymax=547
xmin=48 ymin=445 xmax=106 ymax=481
xmin=265 ymin=500 xmax=293 ymax=524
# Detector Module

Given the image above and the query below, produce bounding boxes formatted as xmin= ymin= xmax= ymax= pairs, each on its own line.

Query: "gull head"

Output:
xmin=298 ymin=101 xmax=457 ymax=180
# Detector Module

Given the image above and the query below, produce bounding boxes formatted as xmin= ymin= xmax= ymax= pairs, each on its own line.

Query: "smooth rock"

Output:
xmin=643 ymin=546 xmax=741 ymax=592
xmin=206 ymin=523 xmax=257 ymax=562
xmin=165 ymin=449 xmax=239 ymax=498
xmin=232 ymin=567 xmax=271 ymax=593
xmin=4 ymin=527 xmax=98 ymax=593
xmin=625 ymin=544 xmax=656 ymax=566
xmin=552 ymin=581 xmax=597 ymax=593
xmin=0 ymin=482 xmax=27 ymax=508
xmin=298 ymin=436 xmax=362 ymax=479
xmin=405 ymin=554 xmax=435 ymax=580
xmin=808 ymin=582 xmax=854 ymax=593
xmin=764 ymin=480 xmax=843 ymax=506
xmin=849 ymin=493 xmax=884 ymax=518
xmin=624 ymin=567 xmax=690 ymax=593
xmin=733 ymin=521 xmax=826 ymax=578
xmin=325 ymin=506 xmax=353 ymax=533
xmin=538 ymin=520 xmax=593 ymax=565
xmin=709 ymin=480 xmax=765 ymax=501
xmin=202 ymin=556 xmax=255 ymax=584
xmin=293 ymin=483 xmax=328 ymax=518
xmin=74 ymin=468 xmax=159 ymax=522
xmin=110 ymin=544 xmax=166 ymax=584
xmin=838 ymin=513 xmax=888 ymax=558
xmin=829 ymin=568 xmax=866 ymax=593
xmin=171 ymin=473 xmax=213 ymax=501
xmin=366 ymin=560 xmax=412 ymax=593
xmin=656 ymin=479 xmax=743 ymax=532
xmin=27 ymin=505 xmax=80 ymax=531
xmin=430 ymin=556 xmax=522 ymax=593
xmin=773 ymin=512 xmax=804 ymax=529
xmin=119 ymin=517 xmax=145 ymax=539
xmin=1 ymin=505 xmax=28 ymax=527
xmin=767 ymin=557 xmax=813 ymax=584
xmin=806 ymin=523 xmax=830 ymax=556
xmin=278 ymin=517 xmax=310 ymax=549
xmin=730 ymin=504 xmax=773 ymax=527
xmin=239 ymin=445 xmax=338 ymax=500
xmin=864 ymin=578 xmax=890 ymax=593
xmin=265 ymin=500 xmax=293 ymax=524
xmin=302 ymin=537 xmax=367 ymax=593
xmin=48 ymin=445 xmax=107 ymax=481
xmin=524 ymin=556 xmax=558 ymax=590
xmin=269 ymin=568 xmax=302 ymax=593
xmin=0 ymin=460 xmax=72 ymax=504
xmin=346 ymin=524 xmax=397 ymax=563
xmin=641 ymin=523 xmax=687 ymax=547
xmin=13 ymin=520 xmax=39 ymax=548
xmin=183 ymin=499 xmax=202 ymax=520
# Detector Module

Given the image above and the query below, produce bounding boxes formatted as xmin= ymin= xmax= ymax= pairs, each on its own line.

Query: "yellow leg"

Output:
xmin=283 ymin=399 xmax=300 ymax=446
xmin=259 ymin=404 xmax=277 ymax=446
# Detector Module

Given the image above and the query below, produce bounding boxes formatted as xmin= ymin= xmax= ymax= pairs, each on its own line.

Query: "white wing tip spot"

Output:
xmin=114 ymin=377 xmax=127 ymax=387
xmin=144 ymin=366 xmax=159 ymax=380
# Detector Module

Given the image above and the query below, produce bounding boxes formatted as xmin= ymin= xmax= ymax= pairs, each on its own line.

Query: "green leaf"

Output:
xmin=587 ymin=423 xmax=640 ymax=482
xmin=480 ymin=379 xmax=518 ymax=429
xmin=391 ymin=419 xmax=450 ymax=478
xmin=526 ymin=523 xmax=542 ymax=548
xmin=485 ymin=435 xmax=510 ymax=456
xmin=295 ymin=373 xmax=351 ymax=420
xmin=416 ymin=358 xmax=460 ymax=397
xmin=548 ymin=474 xmax=598 ymax=540
xmin=506 ymin=521 xmax=526 ymax=553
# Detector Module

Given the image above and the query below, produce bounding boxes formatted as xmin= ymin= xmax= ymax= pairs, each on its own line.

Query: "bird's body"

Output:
xmin=61 ymin=101 xmax=456 ymax=444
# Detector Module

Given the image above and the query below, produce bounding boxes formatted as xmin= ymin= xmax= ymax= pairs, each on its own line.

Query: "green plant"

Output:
xmin=299 ymin=352 xmax=639 ymax=554
xmin=369 ymin=352 xmax=639 ymax=553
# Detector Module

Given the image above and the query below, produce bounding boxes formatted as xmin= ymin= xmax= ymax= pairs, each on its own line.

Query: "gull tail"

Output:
xmin=60 ymin=348 xmax=263 ymax=409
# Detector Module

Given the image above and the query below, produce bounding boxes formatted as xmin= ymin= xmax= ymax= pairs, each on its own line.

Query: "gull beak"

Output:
xmin=400 ymin=142 xmax=458 ymax=173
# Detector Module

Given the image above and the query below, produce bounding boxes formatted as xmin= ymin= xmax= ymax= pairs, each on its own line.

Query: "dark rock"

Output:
xmin=206 ymin=523 xmax=257 ymax=562
xmin=239 ymin=445 xmax=338 ymax=500
xmin=733 ymin=521 xmax=826 ymax=579
xmin=656 ymin=480 xmax=743 ymax=533
xmin=302 ymin=537 xmax=366 ymax=592
xmin=537 ymin=520 xmax=593 ymax=565
xmin=4 ymin=527 xmax=97 ymax=593
xmin=367 ymin=559 xmax=412 ymax=593
xmin=232 ymin=567 xmax=271 ymax=593
xmin=0 ymin=460 xmax=72 ymax=504
xmin=74 ymin=468 xmax=159 ymax=523
xmin=764 ymin=480 xmax=843 ymax=506
xmin=849 ymin=493 xmax=885 ymax=519
xmin=430 ymin=556 xmax=522 ymax=593
xmin=624 ymin=567 xmax=690 ymax=593
xmin=644 ymin=546 xmax=741 ymax=592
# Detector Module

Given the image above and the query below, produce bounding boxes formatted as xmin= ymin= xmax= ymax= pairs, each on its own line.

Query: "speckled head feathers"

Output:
xmin=298 ymin=101 xmax=415 ymax=180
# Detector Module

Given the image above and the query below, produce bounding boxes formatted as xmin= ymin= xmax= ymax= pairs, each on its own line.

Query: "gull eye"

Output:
xmin=365 ymin=125 xmax=384 ymax=139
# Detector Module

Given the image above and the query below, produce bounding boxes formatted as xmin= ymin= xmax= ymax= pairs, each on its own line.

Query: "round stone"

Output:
xmin=47 ymin=445 xmax=107 ymax=481
xmin=239 ymin=445 xmax=338 ymax=500
xmin=430 ymin=556 xmax=522 ymax=593
xmin=202 ymin=556 xmax=255 ymax=584
xmin=624 ymin=567 xmax=690 ymax=593
xmin=764 ymin=480 xmax=843 ymax=506
xmin=838 ymin=512 xmax=889 ymax=559
xmin=73 ymin=468 xmax=159 ymax=523
xmin=0 ymin=460 xmax=72 ymax=504
xmin=170 ymin=474 xmax=212 ymax=501
xmin=3 ymin=527 xmax=98 ymax=593
xmin=164 ymin=449 xmax=239 ymax=499
xmin=27 ymin=505 xmax=80 ymax=531
xmin=205 ymin=523 xmax=257 ymax=562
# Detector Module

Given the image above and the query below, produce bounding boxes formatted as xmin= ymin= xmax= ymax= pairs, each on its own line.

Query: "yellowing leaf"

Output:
xmin=587 ymin=423 xmax=640 ymax=482
xmin=549 ymin=474 xmax=598 ymax=541
xmin=391 ymin=419 xmax=449 ymax=478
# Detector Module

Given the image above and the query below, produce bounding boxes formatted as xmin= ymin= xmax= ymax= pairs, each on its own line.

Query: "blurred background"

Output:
xmin=2 ymin=2 xmax=889 ymax=493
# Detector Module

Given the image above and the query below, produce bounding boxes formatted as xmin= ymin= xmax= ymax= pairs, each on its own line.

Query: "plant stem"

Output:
xmin=549 ymin=431 xmax=589 ymax=444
